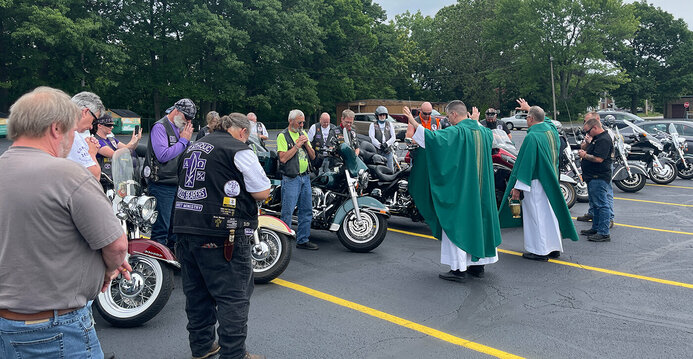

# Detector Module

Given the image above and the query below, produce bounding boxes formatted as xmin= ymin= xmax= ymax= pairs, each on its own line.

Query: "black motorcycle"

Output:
xmin=623 ymin=120 xmax=677 ymax=185
xmin=360 ymin=141 xmax=423 ymax=222
xmin=558 ymin=131 xmax=585 ymax=205
xmin=654 ymin=124 xmax=693 ymax=180
xmin=611 ymin=125 xmax=648 ymax=192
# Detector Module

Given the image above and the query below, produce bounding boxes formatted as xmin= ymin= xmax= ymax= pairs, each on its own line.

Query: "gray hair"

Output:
xmin=206 ymin=111 xmax=220 ymax=126
xmin=8 ymin=87 xmax=79 ymax=140
xmin=220 ymin=113 xmax=251 ymax=133
xmin=71 ymin=91 xmax=105 ymax=115
xmin=288 ymin=109 xmax=304 ymax=122
xmin=247 ymin=112 xmax=257 ymax=121
xmin=341 ymin=109 xmax=355 ymax=119
xmin=528 ymin=106 xmax=545 ymax=123
xmin=445 ymin=100 xmax=468 ymax=117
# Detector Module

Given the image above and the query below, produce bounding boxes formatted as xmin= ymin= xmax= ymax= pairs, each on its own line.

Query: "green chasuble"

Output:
xmin=498 ymin=121 xmax=578 ymax=241
xmin=409 ymin=119 xmax=502 ymax=260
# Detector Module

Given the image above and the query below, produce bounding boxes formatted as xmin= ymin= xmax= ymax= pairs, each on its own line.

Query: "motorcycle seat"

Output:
xmin=367 ymin=164 xmax=399 ymax=182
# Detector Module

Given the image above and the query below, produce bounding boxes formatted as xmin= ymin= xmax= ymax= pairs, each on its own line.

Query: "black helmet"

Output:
xmin=375 ymin=106 xmax=388 ymax=117
xmin=603 ymin=114 xmax=616 ymax=127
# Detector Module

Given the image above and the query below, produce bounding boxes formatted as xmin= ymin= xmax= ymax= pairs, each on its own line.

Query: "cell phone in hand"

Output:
xmin=134 ymin=125 xmax=140 ymax=133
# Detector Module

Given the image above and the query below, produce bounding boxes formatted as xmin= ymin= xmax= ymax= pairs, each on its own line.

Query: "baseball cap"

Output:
xmin=165 ymin=98 xmax=197 ymax=120
xmin=96 ymin=113 xmax=115 ymax=125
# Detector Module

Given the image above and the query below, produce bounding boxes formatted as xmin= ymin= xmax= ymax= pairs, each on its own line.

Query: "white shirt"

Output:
xmin=369 ymin=121 xmax=396 ymax=148
xmin=234 ymin=149 xmax=271 ymax=193
xmin=66 ymin=131 xmax=96 ymax=168
xmin=307 ymin=123 xmax=333 ymax=142
xmin=250 ymin=122 xmax=268 ymax=137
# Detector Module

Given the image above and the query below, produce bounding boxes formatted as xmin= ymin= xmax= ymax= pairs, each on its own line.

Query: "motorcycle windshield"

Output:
xmin=669 ymin=123 xmax=683 ymax=145
xmin=338 ymin=143 xmax=368 ymax=176
xmin=491 ymin=129 xmax=518 ymax=155
xmin=623 ymin=119 xmax=663 ymax=149
xmin=248 ymin=134 xmax=268 ymax=155
xmin=614 ymin=126 xmax=627 ymax=155
xmin=112 ymin=148 xmax=135 ymax=198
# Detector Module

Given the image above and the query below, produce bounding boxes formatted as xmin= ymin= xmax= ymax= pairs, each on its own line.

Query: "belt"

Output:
xmin=0 ymin=308 xmax=79 ymax=322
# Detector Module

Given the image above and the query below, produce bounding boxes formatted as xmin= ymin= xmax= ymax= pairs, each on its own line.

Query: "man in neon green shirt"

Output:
xmin=277 ymin=109 xmax=317 ymax=250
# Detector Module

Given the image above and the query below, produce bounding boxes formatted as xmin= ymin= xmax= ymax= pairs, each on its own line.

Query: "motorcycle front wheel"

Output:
xmin=648 ymin=161 xmax=677 ymax=184
xmin=614 ymin=174 xmax=647 ymax=193
xmin=560 ymin=181 xmax=577 ymax=209
xmin=95 ymin=255 xmax=174 ymax=327
xmin=337 ymin=209 xmax=387 ymax=252
xmin=676 ymin=158 xmax=693 ymax=180
xmin=252 ymin=229 xmax=292 ymax=284
xmin=575 ymin=181 xmax=589 ymax=202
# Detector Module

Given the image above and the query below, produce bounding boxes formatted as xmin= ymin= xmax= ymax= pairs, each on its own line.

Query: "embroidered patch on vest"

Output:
xmin=224 ymin=180 xmax=241 ymax=197
xmin=177 ymin=187 xmax=208 ymax=201
xmin=175 ymin=201 xmax=204 ymax=212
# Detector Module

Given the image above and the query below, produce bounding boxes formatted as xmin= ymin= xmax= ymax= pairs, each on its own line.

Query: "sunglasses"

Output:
xmin=485 ymin=112 xmax=497 ymax=116
xmin=421 ymin=111 xmax=432 ymax=116
xmin=87 ymin=109 xmax=98 ymax=122
xmin=102 ymin=123 xmax=115 ymax=128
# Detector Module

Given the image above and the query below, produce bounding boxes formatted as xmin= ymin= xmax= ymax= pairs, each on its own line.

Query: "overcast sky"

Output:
xmin=377 ymin=0 xmax=693 ymax=30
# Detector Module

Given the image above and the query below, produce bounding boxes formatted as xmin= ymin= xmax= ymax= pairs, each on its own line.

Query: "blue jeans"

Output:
xmin=281 ymin=174 xmax=312 ymax=244
xmin=382 ymin=151 xmax=394 ymax=171
xmin=0 ymin=306 xmax=104 ymax=359
xmin=588 ymin=179 xmax=613 ymax=235
xmin=149 ymin=182 xmax=177 ymax=245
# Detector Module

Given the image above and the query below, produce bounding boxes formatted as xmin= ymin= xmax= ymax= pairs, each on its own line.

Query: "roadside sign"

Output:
xmin=685 ymin=102 xmax=690 ymax=109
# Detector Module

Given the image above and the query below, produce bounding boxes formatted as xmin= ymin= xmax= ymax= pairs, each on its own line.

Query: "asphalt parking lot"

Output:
xmin=2 ymin=129 xmax=692 ymax=358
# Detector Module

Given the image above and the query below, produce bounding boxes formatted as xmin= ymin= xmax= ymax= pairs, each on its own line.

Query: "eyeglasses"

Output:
xmin=583 ymin=126 xmax=594 ymax=134
xmin=87 ymin=109 xmax=98 ymax=122
xmin=297 ymin=121 xmax=305 ymax=125
xmin=102 ymin=123 xmax=115 ymax=128
xmin=378 ymin=113 xmax=388 ymax=117
xmin=421 ymin=112 xmax=432 ymax=116
xmin=485 ymin=112 xmax=497 ymax=116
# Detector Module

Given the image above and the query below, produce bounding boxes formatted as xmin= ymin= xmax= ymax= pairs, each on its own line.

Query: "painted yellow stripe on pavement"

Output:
xmin=646 ymin=183 xmax=693 ymax=189
xmin=569 ymin=217 xmax=693 ymax=236
xmin=614 ymin=197 xmax=693 ymax=207
xmin=387 ymin=228 xmax=693 ymax=290
xmin=272 ymin=278 xmax=524 ymax=359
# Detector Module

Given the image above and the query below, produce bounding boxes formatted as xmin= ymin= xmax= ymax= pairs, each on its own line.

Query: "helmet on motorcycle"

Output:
xmin=375 ymin=106 xmax=388 ymax=118
xmin=603 ymin=114 xmax=616 ymax=127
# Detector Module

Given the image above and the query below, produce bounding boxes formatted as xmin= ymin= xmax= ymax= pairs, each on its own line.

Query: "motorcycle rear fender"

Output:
xmin=330 ymin=196 xmax=391 ymax=232
xmin=559 ymin=174 xmax=576 ymax=184
xmin=258 ymin=215 xmax=296 ymax=238
xmin=612 ymin=163 xmax=647 ymax=181
xmin=129 ymin=239 xmax=180 ymax=269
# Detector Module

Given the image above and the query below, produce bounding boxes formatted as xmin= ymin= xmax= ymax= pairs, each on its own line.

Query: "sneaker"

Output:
xmin=522 ymin=252 xmax=549 ymax=261
xmin=576 ymin=213 xmax=593 ymax=222
xmin=192 ymin=342 xmax=221 ymax=359
xmin=467 ymin=265 xmax=485 ymax=278
xmin=587 ymin=234 xmax=611 ymax=242
xmin=580 ymin=229 xmax=597 ymax=235
xmin=439 ymin=270 xmax=466 ymax=282
xmin=296 ymin=241 xmax=319 ymax=250
xmin=547 ymin=251 xmax=561 ymax=259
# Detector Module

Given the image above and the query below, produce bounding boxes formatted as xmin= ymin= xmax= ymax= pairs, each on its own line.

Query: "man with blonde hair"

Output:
xmin=0 ymin=87 xmax=130 ymax=358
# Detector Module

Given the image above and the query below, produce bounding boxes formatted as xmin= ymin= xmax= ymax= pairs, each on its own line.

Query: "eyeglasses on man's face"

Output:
xmin=421 ymin=111 xmax=432 ymax=116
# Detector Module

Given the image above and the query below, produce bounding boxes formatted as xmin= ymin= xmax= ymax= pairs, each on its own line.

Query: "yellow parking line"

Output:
xmin=614 ymin=197 xmax=693 ymax=207
xmin=272 ymin=278 xmax=524 ymax=359
xmin=646 ymin=183 xmax=693 ymax=189
xmin=569 ymin=217 xmax=693 ymax=236
xmin=387 ymin=228 xmax=693 ymax=290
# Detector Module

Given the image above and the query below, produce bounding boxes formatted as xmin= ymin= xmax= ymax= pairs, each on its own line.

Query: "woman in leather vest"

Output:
xmin=92 ymin=113 xmax=142 ymax=182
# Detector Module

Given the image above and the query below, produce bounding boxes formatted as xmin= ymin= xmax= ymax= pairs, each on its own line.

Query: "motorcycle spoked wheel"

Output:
xmin=337 ymin=209 xmax=387 ymax=253
xmin=95 ymin=255 xmax=174 ymax=327
xmin=676 ymin=158 xmax=693 ymax=180
xmin=648 ymin=161 xmax=677 ymax=184
xmin=614 ymin=174 xmax=647 ymax=193
xmin=575 ymin=182 xmax=589 ymax=203
xmin=560 ymin=181 xmax=577 ymax=209
xmin=252 ymin=228 xmax=292 ymax=284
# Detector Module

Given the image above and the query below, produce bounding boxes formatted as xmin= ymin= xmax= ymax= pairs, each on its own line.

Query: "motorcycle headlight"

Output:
xmin=359 ymin=171 xmax=369 ymax=189
xmin=149 ymin=211 xmax=158 ymax=224
xmin=123 ymin=195 xmax=138 ymax=212
xmin=137 ymin=196 xmax=157 ymax=221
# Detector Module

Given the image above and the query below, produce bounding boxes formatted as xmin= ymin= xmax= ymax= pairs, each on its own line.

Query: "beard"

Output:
xmin=173 ymin=114 xmax=186 ymax=129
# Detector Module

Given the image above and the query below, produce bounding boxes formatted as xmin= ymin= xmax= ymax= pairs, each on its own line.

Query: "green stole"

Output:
xmin=409 ymin=119 xmax=502 ymax=260
xmin=498 ymin=121 xmax=578 ymax=241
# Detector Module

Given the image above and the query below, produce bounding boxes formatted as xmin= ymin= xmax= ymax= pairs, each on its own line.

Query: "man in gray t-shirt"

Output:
xmin=0 ymin=87 xmax=129 ymax=359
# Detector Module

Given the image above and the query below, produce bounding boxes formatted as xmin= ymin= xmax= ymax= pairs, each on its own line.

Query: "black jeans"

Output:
xmin=176 ymin=232 xmax=254 ymax=359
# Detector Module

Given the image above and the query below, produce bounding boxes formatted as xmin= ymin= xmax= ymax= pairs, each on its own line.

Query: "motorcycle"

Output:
xmin=262 ymin=133 xmax=390 ymax=252
xmin=558 ymin=132 xmax=582 ymax=207
xmin=623 ymin=119 xmax=677 ymax=184
xmin=655 ymin=124 xmax=693 ymax=180
xmin=96 ymin=148 xmax=177 ymax=327
xmin=611 ymin=125 xmax=648 ymax=192
xmin=490 ymin=129 xmax=577 ymax=209
xmin=359 ymin=140 xmax=423 ymax=222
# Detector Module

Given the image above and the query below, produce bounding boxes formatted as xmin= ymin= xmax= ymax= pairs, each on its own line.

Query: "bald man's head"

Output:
xmin=319 ymin=112 xmax=330 ymax=127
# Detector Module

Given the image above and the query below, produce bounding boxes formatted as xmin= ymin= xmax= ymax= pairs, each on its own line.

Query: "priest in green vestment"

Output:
xmin=498 ymin=99 xmax=578 ymax=261
xmin=405 ymin=101 xmax=502 ymax=282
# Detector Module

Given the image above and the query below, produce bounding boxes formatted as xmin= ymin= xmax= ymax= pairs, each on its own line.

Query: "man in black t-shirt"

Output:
xmin=578 ymin=113 xmax=614 ymax=242
xmin=480 ymin=108 xmax=512 ymax=139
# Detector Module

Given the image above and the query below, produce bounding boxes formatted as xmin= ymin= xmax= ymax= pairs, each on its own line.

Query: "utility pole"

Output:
xmin=550 ymin=55 xmax=557 ymax=120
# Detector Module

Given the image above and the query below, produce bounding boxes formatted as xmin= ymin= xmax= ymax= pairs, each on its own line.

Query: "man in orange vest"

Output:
xmin=406 ymin=102 xmax=450 ymax=139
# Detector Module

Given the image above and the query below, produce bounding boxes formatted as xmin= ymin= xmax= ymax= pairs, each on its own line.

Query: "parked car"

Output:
xmin=597 ymin=111 xmax=645 ymax=128
xmin=500 ymin=112 xmax=562 ymax=131
xmin=353 ymin=113 xmax=408 ymax=141
xmin=636 ymin=120 xmax=693 ymax=153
